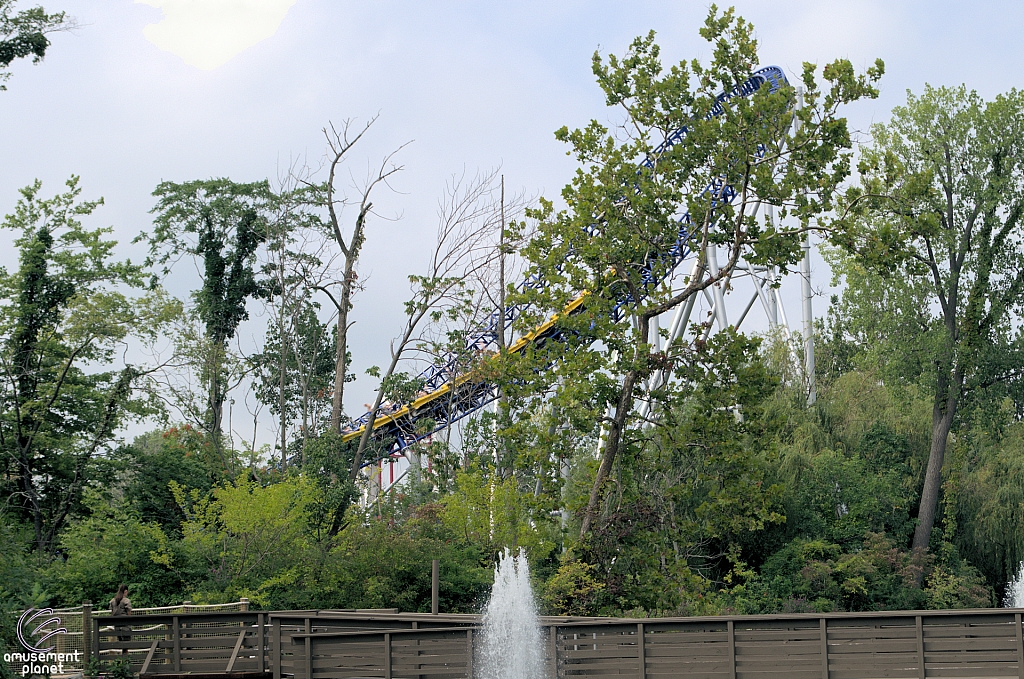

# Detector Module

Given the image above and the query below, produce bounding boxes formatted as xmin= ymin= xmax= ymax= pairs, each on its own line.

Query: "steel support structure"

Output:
xmin=340 ymin=66 xmax=815 ymax=486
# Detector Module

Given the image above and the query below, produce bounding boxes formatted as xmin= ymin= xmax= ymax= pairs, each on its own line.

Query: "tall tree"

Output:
xmin=0 ymin=178 xmax=163 ymax=551
xmin=835 ymin=85 xmax=1024 ymax=556
xmin=257 ymin=188 xmax=337 ymax=466
xmin=254 ymin=299 xmax=336 ymax=463
xmin=506 ymin=9 xmax=883 ymax=539
xmin=0 ymin=0 xmax=70 ymax=90
xmin=303 ymin=119 xmax=407 ymax=435
xmin=142 ymin=179 xmax=275 ymax=450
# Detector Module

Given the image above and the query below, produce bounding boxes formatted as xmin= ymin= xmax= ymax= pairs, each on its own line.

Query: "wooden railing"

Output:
xmin=90 ymin=610 xmax=476 ymax=677
xmin=88 ymin=607 xmax=1024 ymax=679
xmin=92 ymin=611 xmax=270 ymax=676
xmin=551 ymin=609 xmax=1024 ymax=679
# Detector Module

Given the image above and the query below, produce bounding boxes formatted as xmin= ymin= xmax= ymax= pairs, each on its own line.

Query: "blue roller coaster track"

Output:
xmin=340 ymin=65 xmax=789 ymax=464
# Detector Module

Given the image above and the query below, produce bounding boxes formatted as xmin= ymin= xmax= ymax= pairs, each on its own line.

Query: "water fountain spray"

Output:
xmin=477 ymin=548 xmax=547 ymax=679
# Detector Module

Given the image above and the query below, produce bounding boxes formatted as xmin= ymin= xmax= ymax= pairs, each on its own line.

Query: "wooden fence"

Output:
xmin=85 ymin=607 xmax=1024 ymax=679
xmin=91 ymin=611 xmax=271 ymax=676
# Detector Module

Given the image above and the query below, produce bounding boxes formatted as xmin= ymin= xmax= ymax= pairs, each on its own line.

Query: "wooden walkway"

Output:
xmin=86 ymin=607 xmax=1024 ymax=678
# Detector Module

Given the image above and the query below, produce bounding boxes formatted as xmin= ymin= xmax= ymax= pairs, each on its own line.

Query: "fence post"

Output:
xmin=258 ymin=613 xmax=265 ymax=673
xmin=727 ymin=620 xmax=736 ymax=679
xmin=82 ymin=601 xmax=92 ymax=669
xmin=272 ymin=618 xmax=281 ymax=679
xmin=239 ymin=598 xmax=250 ymax=612
xmin=384 ymin=633 xmax=392 ymax=679
xmin=431 ymin=560 xmax=439 ymax=615
xmin=637 ymin=623 xmax=645 ymax=679
xmin=820 ymin=617 xmax=828 ymax=679
xmin=1016 ymin=613 xmax=1023 ymax=679
xmin=304 ymin=617 xmax=312 ymax=679
xmin=173 ymin=616 xmax=181 ymax=673
xmin=466 ymin=629 xmax=473 ymax=679
xmin=916 ymin=615 xmax=924 ymax=679
xmin=93 ymin=610 xmax=101 ymax=673
xmin=550 ymin=625 xmax=558 ymax=679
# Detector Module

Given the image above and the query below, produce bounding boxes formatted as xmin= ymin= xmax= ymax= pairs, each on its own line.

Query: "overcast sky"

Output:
xmin=2 ymin=0 xmax=1022 ymax=446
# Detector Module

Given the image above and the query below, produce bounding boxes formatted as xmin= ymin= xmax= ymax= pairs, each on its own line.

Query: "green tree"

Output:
xmin=301 ymin=433 xmax=357 ymax=544
xmin=548 ymin=332 xmax=786 ymax=615
xmin=0 ymin=178 xmax=164 ymax=552
xmin=944 ymin=418 xmax=1024 ymax=598
xmin=505 ymin=8 xmax=882 ymax=539
xmin=117 ymin=426 xmax=224 ymax=535
xmin=142 ymin=179 xmax=275 ymax=452
xmin=0 ymin=0 xmax=69 ymax=90
xmin=48 ymin=489 xmax=181 ymax=607
xmin=835 ymin=85 xmax=1024 ymax=556
xmin=254 ymin=299 xmax=336 ymax=464
xmin=172 ymin=476 xmax=310 ymax=599
xmin=736 ymin=532 xmax=989 ymax=613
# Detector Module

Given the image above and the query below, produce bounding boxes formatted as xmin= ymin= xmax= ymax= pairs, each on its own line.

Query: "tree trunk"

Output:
xmin=279 ymin=312 xmax=288 ymax=467
xmin=580 ymin=367 xmax=640 ymax=538
xmin=912 ymin=390 xmax=959 ymax=553
xmin=300 ymin=378 xmax=309 ymax=466
xmin=330 ymin=252 xmax=357 ymax=434
xmin=330 ymin=308 xmax=347 ymax=433
xmin=19 ymin=441 xmax=44 ymax=551
xmin=208 ymin=342 xmax=227 ymax=465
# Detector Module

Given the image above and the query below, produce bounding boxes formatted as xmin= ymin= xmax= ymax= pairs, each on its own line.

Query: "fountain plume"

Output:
xmin=477 ymin=548 xmax=547 ymax=679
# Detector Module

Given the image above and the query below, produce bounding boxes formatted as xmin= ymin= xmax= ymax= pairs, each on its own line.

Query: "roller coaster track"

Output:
xmin=340 ymin=65 xmax=790 ymax=463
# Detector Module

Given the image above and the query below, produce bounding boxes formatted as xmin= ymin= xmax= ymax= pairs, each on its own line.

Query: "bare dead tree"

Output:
xmin=307 ymin=117 xmax=410 ymax=435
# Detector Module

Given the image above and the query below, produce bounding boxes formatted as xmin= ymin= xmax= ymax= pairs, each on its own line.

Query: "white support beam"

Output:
xmin=795 ymin=86 xmax=817 ymax=406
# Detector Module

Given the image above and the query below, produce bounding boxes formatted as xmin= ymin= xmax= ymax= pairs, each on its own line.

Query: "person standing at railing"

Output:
xmin=109 ymin=584 xmax=132 ymax=655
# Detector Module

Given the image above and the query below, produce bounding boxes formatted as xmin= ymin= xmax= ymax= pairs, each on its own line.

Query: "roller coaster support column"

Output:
xmin=766 ymin=205 xmax=779 ymax=326
xmin=795 ymin=86 xmax=817 ymax=405
xmin=801 ymin=234 xmax=816 ymax=405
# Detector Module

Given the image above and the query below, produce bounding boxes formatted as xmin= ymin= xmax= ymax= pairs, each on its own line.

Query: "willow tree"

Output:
xmin=835 ymin=85 xmax=1024 ymax=558
xmin=505 ymin=7 xmax=883 ymax=539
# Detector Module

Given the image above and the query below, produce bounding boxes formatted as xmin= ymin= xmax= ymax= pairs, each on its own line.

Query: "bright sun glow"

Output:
xmin=136 ymin=0 xmax=298 ymax=70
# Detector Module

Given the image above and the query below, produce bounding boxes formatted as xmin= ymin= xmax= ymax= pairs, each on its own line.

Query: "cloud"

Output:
xmin=136 ymin=0 xmax=298 ymax=70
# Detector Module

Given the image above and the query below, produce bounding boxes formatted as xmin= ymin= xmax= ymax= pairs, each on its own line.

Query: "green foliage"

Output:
xmin=441 ymin=469 xmax=557 ymax=560
xmin=0 ymin=518 xmax=39 ymax=678
xmin=253 ymin=300 xmax=336 ymax=456
xmin=141 ymin=179 xmax=279 ymax=441
xmin=558 ymin=332 xmax=786 ymax=615
xmin=117 ymin=427 xmax=224 ymax=534
xmin=301 ymin=433 xmax=358 ymax=544
xmin=0 ymin=178 xmax=166 ymax=552
xmin=945 ymin=420 xmax=1024 ymax=596
xmin=0 ymin=0 xmax=68 ymax=90
xmin=540 ymin=559 xmax=606 ymax=616
xmin=832 ymin=84 xmax=1024 ymax=550
xmin=290 ymin=504 xmax=491 ymax=613
xmin=734 ymin=533 xmax=990 ymax=613
xmin=105 ymin=657 xmax=133 ymax=679
xmin=49 ymin=489 xmax=181 ymax=607
xmin=173 ymin=476 xmax=311 ymax=599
